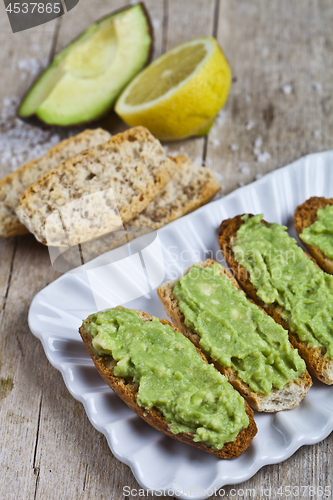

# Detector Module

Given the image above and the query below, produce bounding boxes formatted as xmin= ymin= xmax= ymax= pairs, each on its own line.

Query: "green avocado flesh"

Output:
xmin=300 ymin=204 xmax=333 ymax=259
xmin=85 ymin=307 xmax=249 ymax=451
xmin=18 ymin=5 xmax=152 ymax=126
xmin=233 ymin=214 xmax=333 ymax=358
xmin=173 ymin=264 xmax=306 ymax=395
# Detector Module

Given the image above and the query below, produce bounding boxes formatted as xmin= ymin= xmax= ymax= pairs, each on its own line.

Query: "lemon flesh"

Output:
xmin=115 ymin=37 xmax=231 ymax=141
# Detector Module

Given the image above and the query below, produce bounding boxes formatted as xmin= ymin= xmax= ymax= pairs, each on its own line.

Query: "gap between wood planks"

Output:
xmin=202 ymin=0 xmax=220 ymax=166
xmin=30 ymin=18 xmax=62 ymax=499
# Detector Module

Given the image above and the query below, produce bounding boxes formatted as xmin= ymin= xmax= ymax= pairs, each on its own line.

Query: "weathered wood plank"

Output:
xmin=206 ymin=0 xmax=333 ymax=193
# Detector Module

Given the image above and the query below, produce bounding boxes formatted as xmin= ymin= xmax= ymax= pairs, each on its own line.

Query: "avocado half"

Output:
xmin=18 ymin=3 xmax=153 ymax=126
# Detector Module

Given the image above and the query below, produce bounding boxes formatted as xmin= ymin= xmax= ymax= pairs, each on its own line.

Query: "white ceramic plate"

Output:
xmin=29 ymin=150 xmax=333 ymax=499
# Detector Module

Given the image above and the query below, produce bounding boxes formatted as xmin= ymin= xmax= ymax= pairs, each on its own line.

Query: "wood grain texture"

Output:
xmin=0 ymin=1 xmax=333 ymax=499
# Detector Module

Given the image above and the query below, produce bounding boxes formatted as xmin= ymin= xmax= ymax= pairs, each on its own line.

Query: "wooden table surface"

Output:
xmin=1 ymin=1 xmax=333 ymax=499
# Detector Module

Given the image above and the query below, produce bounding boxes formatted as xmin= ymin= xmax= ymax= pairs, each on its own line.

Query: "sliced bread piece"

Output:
xmin=294 ymin=196 xmax=333 ymax=274
xmin=129 ymin=155 xmax=221 ymax=230
xmin=79 ymin=307 xmax=257 ymax=459
xmin=16 ymin=127 xmax=176 ymax=247
xmin=0 ymin=128 xmax=111 ymax=238
xmin=59 ymin=155 xmax=220 ymax=267
xmin=157 ymin=259 xmax=312 ymax=412
xmin=219 ymin=214 xmax=333 ymax=385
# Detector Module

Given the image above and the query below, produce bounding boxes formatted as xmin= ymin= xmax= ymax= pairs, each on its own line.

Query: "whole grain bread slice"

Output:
xmin=79 ymin=309 xmax=257 ymax=459
xmin=130 ymin=155 xmax=221 ymax=230
xmin=219 ymin=214 xmax=333 ymax=385
xmin=294 ymin=196 xmax=333 ymax=274
xmin=59 ymin=155 xmax=220 ymax=267
xmin=157 ymin=259 xmax=312 ymax=412
xmin=16 ymin=126 xmax=176 ymax=247
xmin=0 ymin=128 xmax=111 ymax=238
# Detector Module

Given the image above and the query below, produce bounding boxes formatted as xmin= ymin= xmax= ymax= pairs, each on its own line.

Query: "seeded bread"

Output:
xmin=294 ymin=196 xmax=333 ymax=274
xmin=0 ymin=128 xmax=111 ymax=238
xmin=60 ymin=155 xmax=220 ymax=267
xmin=219 ymin=214 xmax=333 ymax=385
xmin=130 ymin=155 xmax=221 ymax=230
xmin=16 ymin=127 xmax=176 ymax=247
xmin=79 ymin=309 xmax=257 ymax=459
xmin=157 ymin=259 xmax=312 ymax=412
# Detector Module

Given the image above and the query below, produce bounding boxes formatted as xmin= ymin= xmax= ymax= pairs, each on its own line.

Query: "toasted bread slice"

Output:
xmin=219 ymin=214 xmax=333 ymax=385
xmin=0 ymin=128 xmax=111 ymax=238
xmin=16 ymin=127 xmax=176 ymax=247
xmin=130 ymin=155 xmax=221 ymax=230
xmin=158 ymin=260 xmax=312 ymax=412
xmin=79 ymin=308 xmax=257 ymax=459
xmin=294 ymin=196 xmax=333 ymax=274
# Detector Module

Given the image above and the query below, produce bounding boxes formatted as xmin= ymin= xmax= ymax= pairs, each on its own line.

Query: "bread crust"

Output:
xmin=218 ymin=214 xmax=333 ymax=385
xmin=79 ymin=309 xmax=257 ymax=459
xmin=294 ymin=196 xmax=333 ymax=274
xmin=157 ymin=260 xmax=312 ymax=411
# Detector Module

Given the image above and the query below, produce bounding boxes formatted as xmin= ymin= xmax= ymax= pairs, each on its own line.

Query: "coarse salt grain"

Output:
xmin=245 ymin=121 xmax=255 ymax=130
xmin=282 ymin=84 xmax=292 ymax=94
xmin=257 ymin=152 xmax=271 ymax=163
xmin=230 ymin=143 xmax=239 ymax=151
xmin=254 ymin=136 xmax=263 ymax=148
xmin=238 ymin=162 xmax=250 ymax=175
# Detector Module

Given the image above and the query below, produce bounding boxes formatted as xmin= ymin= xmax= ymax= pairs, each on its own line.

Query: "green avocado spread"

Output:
xmin=173 ymin=264 xmax=306 ymax=395
xmin=232 ymin=214 xmax=333 ymax=359
xmin=86 ymin=307 xmax=249 ymax=450
xmin=300 ymin=204 xmax=333 ymax=259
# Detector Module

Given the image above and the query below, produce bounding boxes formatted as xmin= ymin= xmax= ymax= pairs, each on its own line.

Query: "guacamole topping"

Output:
xmin=300 ymin=204 xmax=333 ymax=259
xmin=86 ymin=307 xmax=249 ymax=450
xmin=173 ymin=264 xmax=306 ymax=395
xmin=232 ymin=214 xmax=333 ymax=358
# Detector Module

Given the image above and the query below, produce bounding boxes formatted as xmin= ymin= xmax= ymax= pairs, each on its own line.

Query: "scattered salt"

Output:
xmin=194 ymin=156 xmax=204 ymax=166
xmin=215 ymin=109 xmax=227 ymax=126
xmin=238 ymin=181 xmax=245 ymax=187
xmin=238 ymin=162 xmax=250 ymax=175
xmin=230 ymin=143 xmax=239 ymax=151
xmin=16 ymin=57 xmax=48 ymax=76
xmin=245 ymin=121 xmax=255 ymax=130
xmin=152 ymin=19 xmax=161 ymax=29
xmin=245 ymin=95 xmax=251 ymax=103
xmin=211 ymin=138 xmax=220 ymax=146
xmin=253 ymin=148 xmax=261 ymax=156
xmin=255 ymin=173 xmax=263 ymax=180
xmin=282 ymin=84 xmax=292 ymax=94
xmin=0 ymin=96 xmax=76 ymax=173
xmin=313 ymin=82 xmax=322 ymax=91
xmin=257 ymin=152 xmax=271 ymax=163
xmin=254 ymin=136 xmax=263 ymax=148
xmin=313 ymin=130 xmax=321 ymax=137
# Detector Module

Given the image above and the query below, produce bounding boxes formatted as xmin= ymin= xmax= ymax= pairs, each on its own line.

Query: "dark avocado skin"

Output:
xmin=17 ymin=2 xmax=154 ymax=129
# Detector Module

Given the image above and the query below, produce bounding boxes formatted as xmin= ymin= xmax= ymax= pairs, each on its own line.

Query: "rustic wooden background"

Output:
xmin=1 ymin=1 xmax=333 ymax=499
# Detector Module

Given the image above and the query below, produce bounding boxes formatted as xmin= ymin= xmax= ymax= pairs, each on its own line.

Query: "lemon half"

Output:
xmin=115 ymin=37 xmax=231 ymax=141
